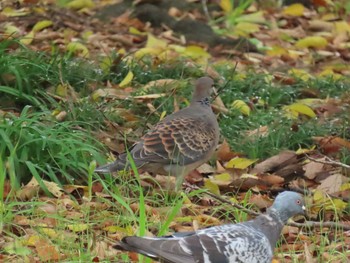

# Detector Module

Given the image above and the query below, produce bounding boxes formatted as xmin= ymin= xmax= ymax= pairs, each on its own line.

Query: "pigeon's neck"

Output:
xmin=192 ymin=97 xmax=210 ymax=107
xmin=251 ymin=208 xmax=285 ymax=250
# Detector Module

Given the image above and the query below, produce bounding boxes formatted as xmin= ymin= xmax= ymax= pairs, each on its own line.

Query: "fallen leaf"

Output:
xmin=283 ymin=4 xmax=305 ymax=16
xmin=303 ymin=159 xmax=325 ymax=179
xmin=231 ymin=100 xmax=251 ymax=115
xmin=220 ymin=0 xmax=232 ymax=13
xmin=226 ymin=157 xmax=258 ymax=169
xmin=204 ymin=179 xmax=220 ymax=195
xmin=35 ymin=240 xmax=60 ymax=261
xmin=217 ymin=140 xmax=240 ymax=162
xmin=119 ymin=71 xmax=134 ymax=88
xmin=283 ymin=103 xmax=316 ymax=118
xmin=295 ymin=36 xmax=328 ymax=49
xmin=317 ymin=173 xmax=345 ymax=194
xmin=66 ymin=42 xmax=89 ymax=57
xmin=32 ymin=20 xmax=53 ymax=32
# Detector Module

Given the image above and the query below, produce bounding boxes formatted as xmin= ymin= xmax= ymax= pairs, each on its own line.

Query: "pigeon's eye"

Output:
xmin=296 ymin=199 xmax=301 ymax=205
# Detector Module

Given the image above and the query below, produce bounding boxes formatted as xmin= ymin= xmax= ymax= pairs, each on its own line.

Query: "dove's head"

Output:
xmin=192 ymin=77 xmax=215 ymax=104
xmin=271 ymin=191 xmax=306 ymax=222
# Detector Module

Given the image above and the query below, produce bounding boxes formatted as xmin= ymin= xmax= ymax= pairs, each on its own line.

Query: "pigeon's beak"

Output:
xmin=301 ymin=205 xmax=306 ymax=215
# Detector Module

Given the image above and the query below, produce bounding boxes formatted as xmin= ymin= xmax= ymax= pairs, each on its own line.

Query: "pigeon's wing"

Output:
xmin=130 ymin=115 xmax=217 ymax=166
xmin=115 ymin=236 xmax=197 ymax=263
xmin=183 ymin=224 xmax=273 ymax=263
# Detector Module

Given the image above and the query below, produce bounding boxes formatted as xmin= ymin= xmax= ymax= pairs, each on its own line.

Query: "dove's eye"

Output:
xmin=296 ymin=199 xmax=301 ymax=205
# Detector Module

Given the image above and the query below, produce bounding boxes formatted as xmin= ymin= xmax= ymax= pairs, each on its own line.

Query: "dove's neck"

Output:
xmin=192 ymin=97 xmax=210 ymax=107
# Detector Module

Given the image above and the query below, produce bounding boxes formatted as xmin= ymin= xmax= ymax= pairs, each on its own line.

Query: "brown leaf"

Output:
xmin=35 ymin=240 xmax=61 ymax=262
xmin=252 ymin=151 xmax=297 ymax=174
xmin=304 ymin=242 xmax=317 ymax=263
xmin=303 ymin=158 xmax=325 ymax=179
xmin=217 ymin=140 xmax=240 ymax=162
xmin=317 ymin=173 xmax=345 ymax=194
xmin=313 ymin=136 xmax=350 ymax=154
xmin=249 ymin=194 xmax=272 ymax=209
xmin=258 ymin=173 xmax=285 ymax=186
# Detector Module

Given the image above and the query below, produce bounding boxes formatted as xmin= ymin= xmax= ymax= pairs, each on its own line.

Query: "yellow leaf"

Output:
xmin=66 ymin=42 xmax=89 ymax=57
xmin=20 ymin=31 xmax=35 ymax=45
xmin=66 ymin=0 xmax=94 ymax=10
xmin=169 ymin=44 xmax=186 ymax=53
xmin=2 ymin=7 xmax=30 ymax=17
xmin=159 ymin=111 xmax=167 ymax=121
xmin=283 ymin=4 xmax=305 ymax=16
xmin=330 ymin=199 xmax=347 ymax=211
xmin=204 ymin=179 xmax=221 ymax=195
xmin=146 ymin=34 xmax=168 ymax=49
xmin=4 ymin=24 xmax=20 ymax=37
xmin=334 ymin=21 xmax=350 ymax=34
xmin=295 ymin=36 xmax=328 ymax=49
xmin=41 ymin=228 xmax=58 ymax=238
xmin=119 ymin=71 xmax=134 ymax=88
xmin=100 ymin=56 xmax=113 ymax=74
xmin=220 ymin=0 xmax=232 ymax=13
xmin=288 ymin=68 xmax=312 ymax=81
xmin=25 ymin=235 xmax=41 ymax=246
xmin=226 ymin=158 xmax=258 ymax=169
xmin=55 ymin=84 xmax=68 ymax=97
xmin=43 ymin=180 xmax=63 ymax=198
xmin=321 ymin=13 xmax=339 ymax=21
xmin=235 ymin=11 xmax=265 ymax=24
xmin=213 ymin=173 xmax=232 ymax=181
xmin=266 ymin=45 xmax=288 ymax=56
xmin=340 ymin=183 xmax=350 ymax=191
xmin=284 ymin=103 xmax=316 ymax=118
xmin=182 ymin=45 xmax=211 ymax=60
xmin=103 ymin=225 xmax=132 ymax=234
xmin=32 ymin=20 xmax=53 ymax=32
xmin=295 ymin=145 xmax=316 ymax=155
xmin=318 ymin=69 xmax=342 ymax=80
xmin=129 ymin=26 xmax=146 ymax=35
xmin=313 ymin=189 xmax=324 ymax=203
xmin=67 ymin=224 xmax=89 ymax=232
xmin=234 ymin=22 xmax=260 ymax=36
xmin=134 ymin=47 xmax=163 ymax=59
xmin=296 ymin=98 xmax=324 ymax=106
xmin=82 ymin=30 xmax=93 ymax=41
xmin=231 ymin=100 xmax=250 ymax=116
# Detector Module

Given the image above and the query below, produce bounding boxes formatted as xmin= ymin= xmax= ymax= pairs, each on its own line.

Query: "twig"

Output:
xmin=184 ymin=183 xmax=259 ymax=216
xmin=306 ymin=154 xmax=350 ymax=169
xmin=201 ymin=0 xmax=211 ymax=21
xmin=286 ymin=185 xmax=350 ymax=203
xmin=211 ymin=62 xmax=238 ymax=102
xmin=185 ymin=183 xmax=350 ymax=230
xmin=290 ymin=221 xmax=350 ymax=231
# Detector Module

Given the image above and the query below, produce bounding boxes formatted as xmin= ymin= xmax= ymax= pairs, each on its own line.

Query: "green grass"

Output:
xmin=0 ymin=37 xmax=349 ymax=262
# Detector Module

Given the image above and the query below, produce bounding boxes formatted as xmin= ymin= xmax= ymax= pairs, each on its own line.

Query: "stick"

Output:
xmin=306 ymin=154 xmax=350 ymax=169
xmin=185 ymin=183 xmax=350 ymax=230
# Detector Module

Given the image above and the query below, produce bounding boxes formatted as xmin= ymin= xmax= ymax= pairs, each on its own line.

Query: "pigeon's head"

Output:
xmin=272 ymin=191 xmax=306 ymax=222
xmin=192 ymin=77 xmax=215 ymax=103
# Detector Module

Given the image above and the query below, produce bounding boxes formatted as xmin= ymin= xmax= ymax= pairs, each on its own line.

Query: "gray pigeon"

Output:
xmin=114 ymin=191 xmax=306 ymax=263
xmin=95 ymin=77 xmax=219 ymax=186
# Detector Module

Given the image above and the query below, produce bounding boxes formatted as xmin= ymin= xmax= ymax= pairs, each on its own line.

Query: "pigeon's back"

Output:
xmin=116 ymin=223 xmax=273 ymax=263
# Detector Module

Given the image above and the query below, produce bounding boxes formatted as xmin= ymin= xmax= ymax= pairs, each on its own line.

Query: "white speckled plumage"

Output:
xmin=114 ymin=191 xmax=306 ymax=263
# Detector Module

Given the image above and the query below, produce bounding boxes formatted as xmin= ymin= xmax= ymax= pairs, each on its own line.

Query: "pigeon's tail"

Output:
xmin=94 ymin=159 xmax=127 ymax=173
xmin=114 ymin=237 xmax=158 ymax=260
